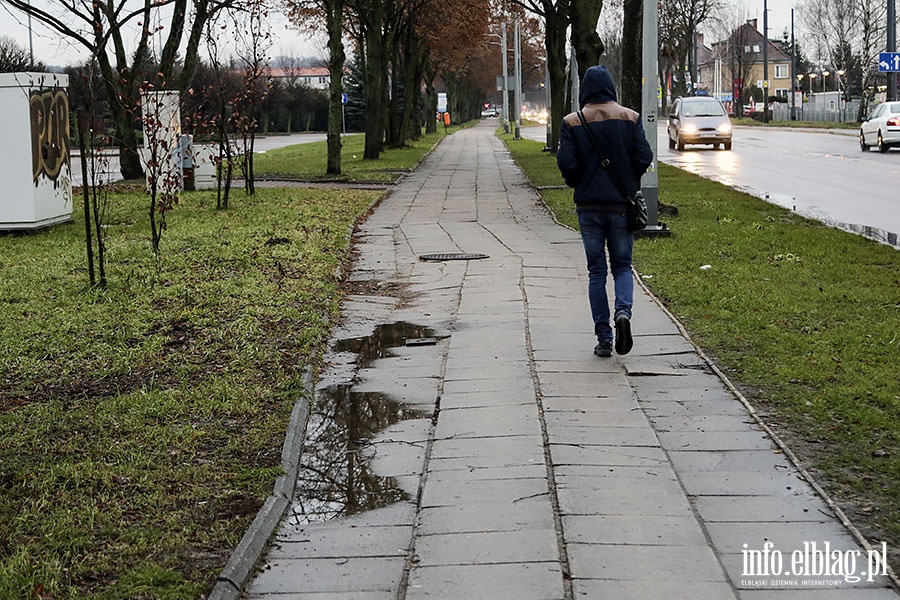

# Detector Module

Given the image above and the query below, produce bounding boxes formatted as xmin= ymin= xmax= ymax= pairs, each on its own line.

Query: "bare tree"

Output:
xmin=1 ymin=0 xmax=242 ymax=180
xmin=0 ymin=35 xmax=45 ymax=72
xmin=285 ymin=0 xmax=346 ymax=173
xmin=232 ymin=0 xmax=273 ymax=195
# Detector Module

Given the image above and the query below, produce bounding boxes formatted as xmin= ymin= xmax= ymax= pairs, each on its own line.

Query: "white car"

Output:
xmin=860 ymin=101 xmax=900 ymax=153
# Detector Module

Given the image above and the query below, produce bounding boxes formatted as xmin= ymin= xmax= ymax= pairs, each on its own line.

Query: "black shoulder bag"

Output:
xmin=576 ymin=110 xmax=648 ymax=231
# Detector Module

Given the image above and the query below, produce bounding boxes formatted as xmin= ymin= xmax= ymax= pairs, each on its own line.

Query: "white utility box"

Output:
xmin=192 ymin=143 xmax=218 ymax=190
xmin=0 ymin=72 xmax=73 ymax=230
xmin=140 ymin=90 xmax=182 ymax=193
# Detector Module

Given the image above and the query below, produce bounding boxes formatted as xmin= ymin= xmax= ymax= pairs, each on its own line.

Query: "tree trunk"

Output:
xmin=569 ymin=0 xmax=605 ymax=80
xmin=362 ymin=4 xmax=386 ymax=160
xmin=545 ymin=6 xmax=568 ymax=153
xmin=327 ymin=0 xmax=345 ymax=175
xmin=424 ymin=62 xmax=437 ymax=135
xmin=620 ymin=0 xmax=643 ymax=111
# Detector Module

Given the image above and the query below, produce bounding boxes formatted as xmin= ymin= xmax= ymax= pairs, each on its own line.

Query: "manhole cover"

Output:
xmin=419 ymin=253 xmax=489 ymax=261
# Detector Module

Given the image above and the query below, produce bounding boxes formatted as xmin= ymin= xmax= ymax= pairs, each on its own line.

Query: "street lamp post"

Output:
xmin=822 ymin=70 xmax=830 ymax=93
xmin=796 ymin=74 xmax=804 ymax=119
xmin=486 ymin=27 xmax=511 ymax=134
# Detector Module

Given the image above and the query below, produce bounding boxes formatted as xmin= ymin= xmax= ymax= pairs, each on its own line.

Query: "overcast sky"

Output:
xmin=0 ymin=0 xmax=802 ymax=70
xmin=0 ymin=3 xmax=325 ymax=68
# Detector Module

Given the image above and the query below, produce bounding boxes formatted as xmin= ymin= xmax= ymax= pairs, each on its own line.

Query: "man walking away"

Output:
xmin=556 ymin=65 xmax=653 ymax=357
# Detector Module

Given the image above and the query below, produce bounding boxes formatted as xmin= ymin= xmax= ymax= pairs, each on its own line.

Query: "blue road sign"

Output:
xmin=879 ymin=52 xmax=900 ymax=72
xmin=341 ymin=93 xmax=348 ymax=105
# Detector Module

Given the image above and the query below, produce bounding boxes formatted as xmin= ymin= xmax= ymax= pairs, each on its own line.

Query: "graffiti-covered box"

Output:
xmin=0 ymin=72 xmax=73 ymax=231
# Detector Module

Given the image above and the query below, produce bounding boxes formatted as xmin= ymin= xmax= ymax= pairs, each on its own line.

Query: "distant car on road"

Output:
xmin=481 ymin=107 xmax=498 ymax=118
xmin=667 ymin=96 xmax=733 ymax=151
xmin=860 ymin=101 xmax=900 ymax=153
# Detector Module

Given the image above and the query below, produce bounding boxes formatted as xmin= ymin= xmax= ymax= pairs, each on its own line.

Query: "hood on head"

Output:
xmin=579 ymin=65 xmax=617 ymax=108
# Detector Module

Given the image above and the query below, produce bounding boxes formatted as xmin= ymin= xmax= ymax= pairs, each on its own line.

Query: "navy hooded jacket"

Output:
xmin=556 ymin=66 xmax=653 ymax=211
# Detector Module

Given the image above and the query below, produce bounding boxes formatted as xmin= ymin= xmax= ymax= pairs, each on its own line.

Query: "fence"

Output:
xmin=771 ymin=100 xmax=861 ymax=123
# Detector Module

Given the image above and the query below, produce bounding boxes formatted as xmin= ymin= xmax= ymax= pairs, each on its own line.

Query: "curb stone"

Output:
xmin=207 ymin=366 xmax=313 ymax=600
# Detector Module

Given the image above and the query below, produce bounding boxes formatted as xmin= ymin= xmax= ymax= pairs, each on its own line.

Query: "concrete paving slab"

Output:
xmin=413 ymin=529 xmax=560 ymax=565
xmin=708 ymin=520 xmax=865 ymax=554
xmin=406 ymin=563 xmax=566 ymax=600
xmin=554 ymin=465 xmax=682 ymax=492
xmin=549 ymin=443 xmax=669 ymax=468
xmin=419 ymin=475 xmax=550 ymax=508
xmin=649 ymin=413 xmax=760 ymax=432
xmin=562 ymin=514 xmax=709 ymax=546
xmin=416 ymin=500 xmax=556 ymax=536
xmin=567 ymin=543 xmax=727 ymax=580
xmin=442 ymin=377 xmax=534 ymax=396
xmin=538 ymin=371 xmax=629 ymax=397
xmin=557 ymin=486 xmax=693 ymax=516
xmin=434 ymin=404 xmax=542 ymax=439
xmin=668 ymin=449 xmax=792 ymax=473
xmin=439 ymin=389 xmax=537 ymax=410
xmin=544 ymin=408 xmax=651 ymax=428
xmin=544 ymin=423 xmax=660 ymax=446
xmin=679 ymin=469 xmax=809 ymax=497
xmin=442 ymin=364 xmax=533 ymax=381
xmin=246 ymin=556 xmax=403 ymax=595
xmin=694 ymin=495 xmax=834 ymax=523
xmin=268 ymin=524 xmax=411 ymax=559
xmin=657 ymin=430 xmax=776 ymax=451
xmin=541 ymin=395 xmax=641 ymax=414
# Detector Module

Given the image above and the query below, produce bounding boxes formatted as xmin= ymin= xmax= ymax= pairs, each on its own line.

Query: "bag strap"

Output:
xmin=576 ymin=109 xmax=632 ymax=201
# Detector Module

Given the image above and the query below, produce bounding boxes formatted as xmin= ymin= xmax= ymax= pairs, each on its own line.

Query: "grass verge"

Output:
xmin=503 ymin=134 xmax=900 ymax=572
xmin=254 ymin=129 xmax=458 ymax=181
xmin=0 ymin=130 xmax=447 ymax=599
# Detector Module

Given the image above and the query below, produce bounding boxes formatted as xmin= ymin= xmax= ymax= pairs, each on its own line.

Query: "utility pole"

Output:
xmin=641 ymin=0 xmax=668 ymax=235
xmin=501 ymin=22 xmax=510 ymax=134
xmin=514 ymin=19 xmax=522 ymax=139
xmin=889 ymin=0 xmax=897 ymax=101
xmin=790 ymin=9 xmax=796 ymax=120
xmin=763 ymin=0 xmax=769 ymax=123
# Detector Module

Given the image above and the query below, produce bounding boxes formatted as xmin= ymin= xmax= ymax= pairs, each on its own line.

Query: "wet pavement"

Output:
xmin=240 ymin=121 xmax=899 ymax=599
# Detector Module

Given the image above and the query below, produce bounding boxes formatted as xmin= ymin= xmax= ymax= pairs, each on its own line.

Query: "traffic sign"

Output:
xmin=878 ymin=52 xmax=900 ymax=72
xmin=341 ymin=93 xmax=348 ymax=105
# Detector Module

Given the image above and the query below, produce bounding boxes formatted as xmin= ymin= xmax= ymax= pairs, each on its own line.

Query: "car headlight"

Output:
xmin=718 ymin=122 xmax=732 ymax=133
xmin=682 ymin=124 xmax=697 ymax=134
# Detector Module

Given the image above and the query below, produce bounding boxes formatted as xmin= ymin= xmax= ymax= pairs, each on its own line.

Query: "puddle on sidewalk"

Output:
xmin=290 ymin=322 xmax=440 ymax=524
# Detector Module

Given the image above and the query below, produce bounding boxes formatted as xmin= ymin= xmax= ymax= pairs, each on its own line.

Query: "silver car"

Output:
xmin=667 ymin=96 xmax=733 ymax=151
xmin=860 ymin=102 xmax=900 ymax=153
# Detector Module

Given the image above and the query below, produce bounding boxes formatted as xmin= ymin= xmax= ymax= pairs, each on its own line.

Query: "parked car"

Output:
xmin=860 ymin=101 xmax=900 ymax=153
xmin=667 ymin=96 xmax=733 ymax=151
xmin=481 ymin=107 xmax=498 ymax=118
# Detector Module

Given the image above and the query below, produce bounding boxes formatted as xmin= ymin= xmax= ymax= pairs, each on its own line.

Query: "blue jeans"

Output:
xmin=577 ymin=210 xmax=634 ymax=342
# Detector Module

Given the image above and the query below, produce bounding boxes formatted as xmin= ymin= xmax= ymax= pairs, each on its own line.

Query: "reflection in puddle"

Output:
xmin=834 ymin=222 xmax=899 ymax=248
xmin=290 ymin=322 xmax=438 ymax=524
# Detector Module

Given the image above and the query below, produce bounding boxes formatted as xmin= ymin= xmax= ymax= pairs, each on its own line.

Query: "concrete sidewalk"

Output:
xmin=242 ymin=121 xmax=898 ymax=599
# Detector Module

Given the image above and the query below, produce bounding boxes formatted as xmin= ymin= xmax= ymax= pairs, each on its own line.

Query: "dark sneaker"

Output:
xmin=594 ymin=340 xmax=613 ymax=357
xmin=614 ymin=314 xmax=633 ymax=355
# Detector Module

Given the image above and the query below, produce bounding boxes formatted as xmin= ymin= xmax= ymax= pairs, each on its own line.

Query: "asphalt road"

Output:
xmin=521 ymin=124 xmax=900 ymax=244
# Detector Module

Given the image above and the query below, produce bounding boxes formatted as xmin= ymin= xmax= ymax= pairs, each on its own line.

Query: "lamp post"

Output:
xmin=836 ymin=69 xmax=845 ymax=121
xmin=486 ymin=28 xmax=510 ymax=134
xmin=822 ymin=70 xmax=830 ymax=92
xmin=796 ymin=74 xmax=804 ymax=119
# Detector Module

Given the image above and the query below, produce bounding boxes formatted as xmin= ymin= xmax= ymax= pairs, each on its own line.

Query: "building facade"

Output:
xmin=697 ymin=20 xmax=793 ymax=111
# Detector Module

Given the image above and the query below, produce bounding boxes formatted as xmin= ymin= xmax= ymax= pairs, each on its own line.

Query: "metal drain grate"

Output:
xmin=418 ymin=252 xmax=489 ymax=262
